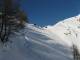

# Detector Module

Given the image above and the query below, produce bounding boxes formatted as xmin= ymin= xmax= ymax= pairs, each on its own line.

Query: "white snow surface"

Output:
xmin=1 ymin=15 xmax=80 ymax=60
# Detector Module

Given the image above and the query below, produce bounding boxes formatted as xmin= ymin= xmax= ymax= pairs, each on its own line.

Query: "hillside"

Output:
xmin=1 ymin=15 xmax=80 ymax=60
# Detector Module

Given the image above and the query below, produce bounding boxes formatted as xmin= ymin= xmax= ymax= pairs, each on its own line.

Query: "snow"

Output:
xmin=1 ymin=15 xmax=80 ymax=60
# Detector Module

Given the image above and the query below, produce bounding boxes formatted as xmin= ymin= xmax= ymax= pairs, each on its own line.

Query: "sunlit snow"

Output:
xmin=1 ymin=15 xmax=80 ymax=60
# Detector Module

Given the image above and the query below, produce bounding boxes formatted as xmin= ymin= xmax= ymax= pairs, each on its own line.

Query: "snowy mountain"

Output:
xmin=42 ymin=15 xmax=80 ymax=51
xmin=1 ymin=15 xmax=80 ymax=60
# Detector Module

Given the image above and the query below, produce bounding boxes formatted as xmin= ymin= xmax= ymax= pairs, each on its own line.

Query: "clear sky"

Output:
xmin=21 ymin=0 xmax=80 ymax=26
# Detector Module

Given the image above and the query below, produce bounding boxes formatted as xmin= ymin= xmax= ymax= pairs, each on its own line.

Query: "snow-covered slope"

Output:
xmin=1 ymin=15 xmax=80 ymax=60
xmin=42 ymin=15 xmax=80 ymax=52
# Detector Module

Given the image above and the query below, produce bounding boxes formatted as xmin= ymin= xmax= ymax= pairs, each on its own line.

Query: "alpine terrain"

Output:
xmin=0 ymin=15 xmax=80 ymax=60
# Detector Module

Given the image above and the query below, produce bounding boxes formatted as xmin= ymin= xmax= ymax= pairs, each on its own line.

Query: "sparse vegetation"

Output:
xmin=73 ymin=44 xmax=80 ymax=60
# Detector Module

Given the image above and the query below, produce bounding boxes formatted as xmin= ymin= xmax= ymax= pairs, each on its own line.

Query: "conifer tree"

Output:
xmin=0 ymin=0 xmax=28 ymax=43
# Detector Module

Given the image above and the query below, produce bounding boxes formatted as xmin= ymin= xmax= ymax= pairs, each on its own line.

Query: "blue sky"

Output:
xmin=21 ymin=0 xmax=80 ymax=26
